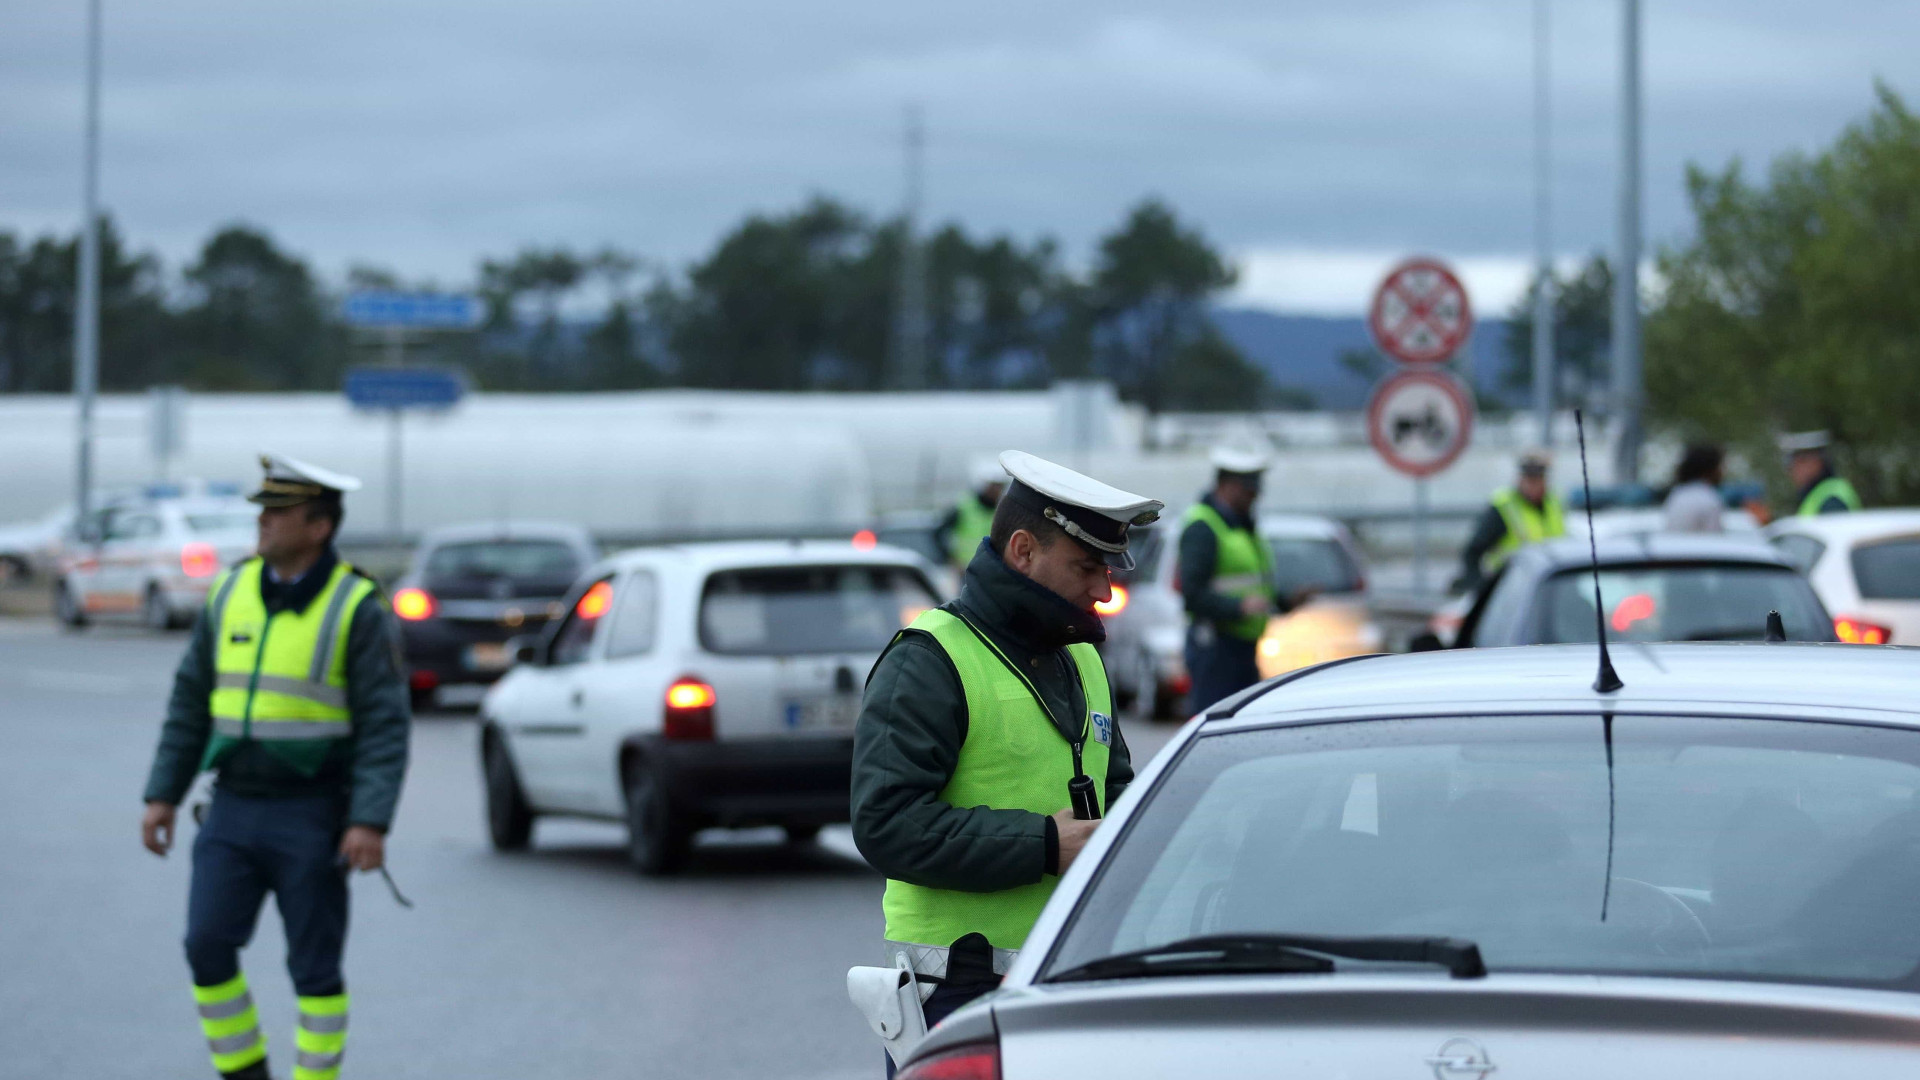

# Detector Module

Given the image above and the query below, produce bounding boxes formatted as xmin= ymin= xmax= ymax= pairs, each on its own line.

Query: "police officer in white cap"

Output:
xmin=1779 ymin=431 xmax=1863 ymax=517
xmin=851 ymin=451 xmax=1160 ymax=1075
xmin=933 ymin=457 xmax=1008 ymax=570
xmin=1177 ymin=445 xmax=1298 ymax=713
xmin=141 ymin=454 xmax=409 ymax=1080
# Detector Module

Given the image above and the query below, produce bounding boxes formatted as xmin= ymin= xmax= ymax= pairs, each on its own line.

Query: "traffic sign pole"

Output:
xmin=386 ymin=327 xmax=404 ymax=540
xmin=1414 ymin=478 xmax=1430 ymax=596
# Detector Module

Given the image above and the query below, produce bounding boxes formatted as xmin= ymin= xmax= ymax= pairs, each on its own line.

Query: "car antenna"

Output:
xmin=1575 ymin=409 xmax=1621 ymax=925
xmin=1575 ymin=410 xmax=1623 ymax=694
xmin=1765 ymin=610 xmax=1786 ymax=642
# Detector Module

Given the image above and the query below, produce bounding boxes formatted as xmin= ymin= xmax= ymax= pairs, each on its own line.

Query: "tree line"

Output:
xmin=0 ymin=197 xmax=1285 ymax=412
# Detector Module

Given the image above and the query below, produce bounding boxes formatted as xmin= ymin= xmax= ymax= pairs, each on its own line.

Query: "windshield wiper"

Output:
xmin=1047 ymin=933 xmax=1486 ymax=983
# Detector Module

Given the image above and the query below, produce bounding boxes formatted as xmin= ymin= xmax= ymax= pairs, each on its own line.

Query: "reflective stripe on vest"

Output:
xmin=948 ymin=496 xmax=996 ymax=566
xmin=1485 ymin=488 xmax=1567 ymax=571
xmin=881 ymin=608 xmax=1112 ymax=951
xmin=203 ymin=559 xmax=373 ymax=768
xmin=1180 ymin=502 xmax=1275 ymax=641
xmin=1798 ymin=476 xmax=1862 ymax=516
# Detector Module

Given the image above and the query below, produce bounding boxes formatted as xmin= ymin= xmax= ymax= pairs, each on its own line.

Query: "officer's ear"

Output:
xmin=1003 ymin=528 xmax=1041 ymax=575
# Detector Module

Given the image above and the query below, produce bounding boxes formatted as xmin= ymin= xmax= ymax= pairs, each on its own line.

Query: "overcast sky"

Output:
xmin=4 ymin=0 xmax=1915 ymax=315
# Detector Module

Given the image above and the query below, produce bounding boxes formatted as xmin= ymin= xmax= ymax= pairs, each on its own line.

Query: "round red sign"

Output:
xmin=1366 ymin=369 xmax=1475 ymax=478
xmin=1368 ymin=257 xmax=1474 ymax=365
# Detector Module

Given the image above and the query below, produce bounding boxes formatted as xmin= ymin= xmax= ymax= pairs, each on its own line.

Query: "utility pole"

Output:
xmin=1531 ymin=0 xmax=1556 ymax=448
xmin=891 ymin=104 xmax=929 ymax=390
xmin=74 ymin=0 xmax=103 ymax=525
xmin=1612 ymin=0 xmax=1644 ymax=481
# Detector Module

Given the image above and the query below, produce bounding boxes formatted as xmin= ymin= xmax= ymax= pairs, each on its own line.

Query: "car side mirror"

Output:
xmin=1408 ymin=632 xmax=1445 ymax=653
xmin=508 ymin=635 xmax=543 ymax=668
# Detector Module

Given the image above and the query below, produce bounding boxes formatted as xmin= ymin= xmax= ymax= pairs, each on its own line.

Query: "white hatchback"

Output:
xmin=54 ymin=495 xmax=258 ymax=630
xmin=479 ymin=540 xmax=944 ymax=873
xmin=1767 ymin=509 xmax=1920 ymax=645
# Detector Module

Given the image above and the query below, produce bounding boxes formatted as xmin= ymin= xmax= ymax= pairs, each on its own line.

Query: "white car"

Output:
xmin=1767 ymin=509 xmax=1920 ymax=645
xmin=479 ymin=540 xmax=945 ymax=873
xmin=0 ymin=505 xmax=76 ymax=582
xmin=54 ymin=495 xmax=257 ymax=629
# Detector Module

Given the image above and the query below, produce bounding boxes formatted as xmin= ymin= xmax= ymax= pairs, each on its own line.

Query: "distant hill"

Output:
xmin=1211 ymin=308 xmax=1519 ymax=411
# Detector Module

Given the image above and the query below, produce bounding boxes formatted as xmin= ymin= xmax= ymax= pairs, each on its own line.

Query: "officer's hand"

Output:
xmin=338 ymin=825 xmax=385 ymax=872
xmin=1238 ymin=594 xmax=1272 ymax=618
xmin=1051 ymin=809 xmax=1101 ymax=874
xmin=142 ymin=801 xmax=176 ymax=857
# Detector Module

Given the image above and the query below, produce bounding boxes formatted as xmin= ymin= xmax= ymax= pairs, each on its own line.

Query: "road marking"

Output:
xmin=7 ymin=669 xmax=143 ymax=694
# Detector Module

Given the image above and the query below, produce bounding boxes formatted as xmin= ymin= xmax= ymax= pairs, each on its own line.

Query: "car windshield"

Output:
xmin=1047 ymin=715 xmax=1920 ymax=990
xmin=699 ymin=564 xmax=938 ymax=656
xmin=185 ymin=512 xmax=258 ymax=534
xmin=1267 ymin=536 xmax=1361 ymax=595
xmin=425 ymin=539 xmax=582 ymax=582
xmin=1535 ymin=563 xmax=1829 ymax=643
xmin=1852 ymin=537 xmax=1920 ymax=601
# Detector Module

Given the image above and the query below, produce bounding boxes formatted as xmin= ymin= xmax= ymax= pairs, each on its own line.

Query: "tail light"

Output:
xmin=409 ymin=669 xmax=439 ymax=691
xmin=180 ymin=542 xmax=220 ymax=578
xmin=1835 ymin=616 xmax=1893 ymax=645
xmin=895 ymin=1040 xmax=1000 ymax=1080
xmin=1093 ymin=584 xmax=1129 ymax=617
xmin=393 ymin=587 xmax=436 ymax=621
xmin=1609 ymin=592 xmax=1657 ymax=634
xmin=851 ymin=529 xmax=878 ymax=550
xmin=664 ymin=677 xmax=716 ymax=740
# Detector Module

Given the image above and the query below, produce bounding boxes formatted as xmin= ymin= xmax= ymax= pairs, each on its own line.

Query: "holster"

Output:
xmin=846 ymin=953 xmax=930 ymax=1065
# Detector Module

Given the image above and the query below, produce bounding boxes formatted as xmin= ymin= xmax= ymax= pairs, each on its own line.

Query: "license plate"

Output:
xmin=784 ymin=695 xmax=860 ymax=731
xmin=466 ymin=642 xmax=510 ymax=672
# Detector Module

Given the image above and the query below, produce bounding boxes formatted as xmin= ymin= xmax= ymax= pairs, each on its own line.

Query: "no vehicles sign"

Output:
xmin=1367 ymin=369 xmax=1475 ymax=479
xmin=1368 ymin=258 xmax=1473 ymax=365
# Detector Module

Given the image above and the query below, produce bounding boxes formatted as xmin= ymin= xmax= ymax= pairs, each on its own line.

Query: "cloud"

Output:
xmin=1228 ymin=247 xmax=1537 ymax=317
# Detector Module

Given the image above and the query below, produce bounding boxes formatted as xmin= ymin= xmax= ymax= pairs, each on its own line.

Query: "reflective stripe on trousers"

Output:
xmin=193 ymin=971 xmax=267 ymax=1073
xmin=293 ymin=992 xmax=349 ymax=1080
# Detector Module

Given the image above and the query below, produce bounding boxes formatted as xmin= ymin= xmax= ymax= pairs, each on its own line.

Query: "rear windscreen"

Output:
xmin=186 ymin=512 xmax=258 ymax=534
xmin=700 ymin=565 xmax=939 ymax=655
xmin=1537 ymin=563 xmax=1832 ymax=643
xmin=425 ymin=540 xmax=581 ymax=582
xmin=1852 ymin=537 xmax=1920 ymax=600
xmin=1268 ymin=536 xmax=1362 ymax=595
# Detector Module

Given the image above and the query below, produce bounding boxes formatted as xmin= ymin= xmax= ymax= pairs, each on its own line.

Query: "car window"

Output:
xmin=699 ymin=564 xmax=938 ymax=656
xmin=1267 ymin=536 xmax=1361 ymax=595
xmin=604 ymin=570 xmax=658 ymax=659
xmin=549 ymin=576 xmax=614 ymax=665
xmin=1048 ymin=715 xmax=1920 ymax=991
xmin=1535 ymin=564 xmax=1831 ymax=643
xmin=1464 ymin=565 xmax=1531 ymax=645
xmin=106 ymin=513 xmax=160 ymax=541
xmin=1770 ymin=533 xmax=1826 ymax=576
xmin=186 ymin=512 xmax=258 ymax=534
xmin=1852 ymin=536 xmax=1920 ymax=600
xmin=426 ymin=540 xmax=583 ymax=583
xmin=1118 ymin=529 xmax=1166 ymax=586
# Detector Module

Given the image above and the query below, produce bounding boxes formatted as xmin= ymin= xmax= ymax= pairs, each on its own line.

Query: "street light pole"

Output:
xmin=1531 ymin=0 xmax=1555 ymax=448
xmin=1612 ymin=0 xmax=1644 ymax=482
xmin=891 ymin=104 xmax=928 ymax=390
xmin=74 ymin=0 xmax=102 ymax=523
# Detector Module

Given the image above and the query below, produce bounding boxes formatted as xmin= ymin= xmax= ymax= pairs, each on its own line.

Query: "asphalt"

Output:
xmin=0 ymin=617 xmax=1179 ymax=1080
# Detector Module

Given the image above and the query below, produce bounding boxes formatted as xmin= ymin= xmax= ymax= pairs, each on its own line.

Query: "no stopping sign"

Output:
xmin=1367 ymin=369 xmax=1475 ymax=478
xmin=1369 ymin=258 xmax=1473 ymax=365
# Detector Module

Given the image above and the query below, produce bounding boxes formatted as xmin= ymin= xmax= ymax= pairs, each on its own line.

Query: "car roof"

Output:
xmin=1257 ymin=513 xmax=1343 ymax=539
xmin=417 ymin=520 xmax=596 ymax=547
xmin=1516 ymin=532 xmax=1787 ymax=574
xmin=602 ymin=538 xmax=933 ymax=574
xmin=1769 ymin=509 xmax=1920 ymax=543
xmin=1210 ymin=642 xmax=1920 ymax=730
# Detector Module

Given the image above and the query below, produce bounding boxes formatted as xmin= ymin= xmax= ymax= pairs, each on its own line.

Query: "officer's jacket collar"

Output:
xmin=954 ymin=540 xmax=1106 ymax=651
xmin=1202 ymin=492 xmax=1255 ymax=532
xmin=259 ymin=546 xmax=340 ymax=616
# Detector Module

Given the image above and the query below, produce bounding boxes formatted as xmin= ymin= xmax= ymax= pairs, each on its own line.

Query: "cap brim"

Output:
xmin=247 ymin=490 xmax=310 ymax=508
xmin=1081 ymin=538 xmax=1135 ymax=572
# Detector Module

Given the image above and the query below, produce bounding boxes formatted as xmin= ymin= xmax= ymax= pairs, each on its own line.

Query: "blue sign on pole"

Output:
xmin=344 ymin=367 xmax=467 ymax=411
xmin=343 ymin=290 xmax=487 ymax=330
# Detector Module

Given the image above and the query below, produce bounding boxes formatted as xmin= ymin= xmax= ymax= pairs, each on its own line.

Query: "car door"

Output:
xmin=504 ymin=573 xmax=615 ymax=812
xmin=97 ymin=508 xmax=161 ymax=615
xmin=570 ymin=567 xmax=665 ymax=817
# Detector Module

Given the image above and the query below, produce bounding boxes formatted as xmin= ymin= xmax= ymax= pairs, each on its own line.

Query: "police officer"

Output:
xmin=140 ymin=454 xmax=410 ymax=1080
xmin=1457 ymin=449 xmax=1566 ymax=591
xmin=1780 ymin=431 xmax=1862 ymax=516
xmin=934 ymin=459 xmax=1007 ymax=570
xmin=1178 ymin=446 xmax=1299 ymax=713
xmin=852 ymin=450 xmax=1159 ymax=1074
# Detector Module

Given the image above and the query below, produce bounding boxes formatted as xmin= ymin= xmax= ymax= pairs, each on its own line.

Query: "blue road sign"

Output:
xmin=343 ymin=290 xmax=487 ymax=330
xmin=344 ymin=367 xmax=467 ymax=411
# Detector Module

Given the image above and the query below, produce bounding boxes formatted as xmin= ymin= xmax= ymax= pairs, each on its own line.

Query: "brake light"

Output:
xmin=1609 ymin=592 xmax=1656 ymax=633
xmin=393 ymin=587 xmax=436 ymax=621
xmin=180 ymin=542 xmax=220 ymax=578
xmin=852 ymin=529 xmax=878 ymax=550
xmin=664 ymin=677 xmax=716 ymax=740
xmin=895 ymin=1040 xmax=1001 ymax=1080
xmin=1835 ymin=616 xmax=1893 ymax=645
xmin=576 ymin=580 xmax=614 ymax=619
xmin=1094 ymin=584 xmax=1129 ymax=617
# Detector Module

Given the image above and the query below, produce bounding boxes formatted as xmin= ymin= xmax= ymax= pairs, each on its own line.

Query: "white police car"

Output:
xmin=479 ymin=539 xmax=944 ymax=873
xmin=54 ymin=485 xmax=257 ymax=630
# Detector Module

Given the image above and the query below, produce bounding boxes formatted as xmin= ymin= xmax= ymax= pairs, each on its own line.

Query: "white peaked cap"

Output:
xmin=1209 ymin=445 xmax=1271 ymax=474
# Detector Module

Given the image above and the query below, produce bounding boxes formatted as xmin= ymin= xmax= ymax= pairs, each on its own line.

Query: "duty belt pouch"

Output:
xmin=944 ymin=932 xmax=1002 ymax=991
xmin=846 ymin=953 xmax=929 ymax=1065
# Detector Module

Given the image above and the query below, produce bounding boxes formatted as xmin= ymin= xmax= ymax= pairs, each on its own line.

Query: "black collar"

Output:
xmin=954 ymin=541 xmax=1106 ymax=650
xmin=259 ymin=547 xmax=340 ymax=615
xmin=1203 ymin=492 xmax=1254 ymax=531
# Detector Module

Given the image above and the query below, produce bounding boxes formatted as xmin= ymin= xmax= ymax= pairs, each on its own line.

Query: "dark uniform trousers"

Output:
xmin=186 ymin=790 xmax=351 ymax=998
xmin=1184 ymin=625 xmax=1261 ymax=715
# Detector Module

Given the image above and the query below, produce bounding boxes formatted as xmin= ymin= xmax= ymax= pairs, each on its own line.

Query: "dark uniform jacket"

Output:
xmin=141 ymin=546 xmax=411 ymax=831
xmin=851 ymin=541 xmax=1134 ymax=893
xmin=1178 ymin=494 xmax=1296 ymax=627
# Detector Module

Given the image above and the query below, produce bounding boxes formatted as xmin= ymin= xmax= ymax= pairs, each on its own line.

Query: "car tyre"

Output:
xmin=624 ymin=755 xmax=691 ymax=875
xmin=783 ymin=823 xmax=822 ymax=845
xmin=54 ymin=580 xmax=88 ymax=629
xmin=143 ymin=585 xmax=178 ymax=631
xmin=482 ymin=732 xmax=535 ymax=852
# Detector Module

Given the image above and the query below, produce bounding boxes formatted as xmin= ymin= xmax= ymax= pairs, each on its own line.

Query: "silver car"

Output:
xmin=898 ymin=642 xmax=1920 ymax=1079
